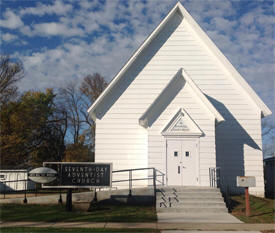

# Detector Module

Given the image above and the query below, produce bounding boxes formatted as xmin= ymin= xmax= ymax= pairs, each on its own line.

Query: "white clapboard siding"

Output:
xmin=94 ymin=10 xmax=265 ymax=195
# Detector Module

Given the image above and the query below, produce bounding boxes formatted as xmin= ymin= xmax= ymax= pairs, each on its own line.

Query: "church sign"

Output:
xmin=42 ymin=162 xmax=112 ymax=188
xmin=172 ymin=118 xmax=189 ymax=132
xmin=29 ymin=167 xmax=58 ymax=184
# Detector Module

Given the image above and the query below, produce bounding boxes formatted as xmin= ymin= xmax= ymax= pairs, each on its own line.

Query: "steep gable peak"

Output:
xmin=88 ymin=1 xmax=271 ymax=119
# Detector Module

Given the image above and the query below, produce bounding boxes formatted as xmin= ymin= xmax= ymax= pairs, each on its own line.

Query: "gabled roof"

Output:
xmin=88 ymin=2 xmax=272 ymax=119
xmin=162 ymin=108 xmax=203 ymax=137
xmin=139 ymin=68 xmax=224 ymax=128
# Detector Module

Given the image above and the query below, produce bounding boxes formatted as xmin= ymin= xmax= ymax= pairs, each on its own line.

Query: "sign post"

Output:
xmin=66 ymin=188 xmax=72 ymax=211
xmin=244 ymin=187 xmax=250 ymax=216
xmin=237 ymin=176 xmax=256 ymax=217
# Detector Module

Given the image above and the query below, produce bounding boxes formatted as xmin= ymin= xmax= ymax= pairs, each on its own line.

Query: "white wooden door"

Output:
xmin=167 ymin=140 xmax=182 ymax=185
xmin=167 ymin=139 xmax=198 ymax=186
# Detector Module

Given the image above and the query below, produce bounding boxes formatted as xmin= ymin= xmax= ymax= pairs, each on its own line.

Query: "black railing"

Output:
xmin=209 ymin=167 xmax=220 ymax=187
xmin=209 ymin=167 xmax=232 ymax=212
xmin=1 ymin=167 xmax=165 ymax=204
xmin=0 ymin=179 xmax=30 ymax=202
xmin=112 ymin=167 xmax=165 ymax=201
xmin=0 ymin=178 xmax=76 ymax=203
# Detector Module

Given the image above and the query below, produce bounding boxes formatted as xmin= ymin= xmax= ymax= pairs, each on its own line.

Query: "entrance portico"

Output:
xmin=162 ymin=108 xmax=202 ymax=186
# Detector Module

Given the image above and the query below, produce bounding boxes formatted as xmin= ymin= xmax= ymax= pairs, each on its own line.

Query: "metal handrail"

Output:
xmin=209 ymin=167 xmax=220 ymax=187
xmin=1 ymin=167 xmax=166 ymax=204
xmin=1 ymin=179 xmax=28 ymax=183
xmin=1 ymin=179 xmax=29 ymax=202
xmin=111 ymin=167 xmax=165 ymax=202
xmin=209 ymin=167 xmax=231 ymax=211
xmin=112 ymin=167 xmax=165 ymax=186
xmin=112 ymin=177 xmax=154 ymax=183
xmin=113 ymin=167 xmax=164 ymax=174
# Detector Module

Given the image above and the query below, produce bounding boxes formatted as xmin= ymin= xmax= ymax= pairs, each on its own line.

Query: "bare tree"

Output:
xmin=262 ymin=119 xmax=275 ymax=136
xmin=0 ymin=55 xmax=23 ymax=104
xmin=58 ymin=74 xmax=107 ymax=161
xmin=80 ymin=73 xmax=108 ymax=151
xmin=59 ymin=82 xmax=84 ymax=144
xmin=80 ymin=73 xmax=108 ymax=104
xmin=262 ymin=119 xmax=275 ymax=158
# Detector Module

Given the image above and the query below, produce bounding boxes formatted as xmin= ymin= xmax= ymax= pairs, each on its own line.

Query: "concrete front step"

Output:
xmin=159 ymin=186 xmax=219 ymax=189
xmin=157 ymin=192 xmax=222 ymax=198
xmin=156 ymin=186 xmax=228 ymax=215
xmin=157 ymin=197 xmax=225 ymax=203
xmin=157 ymin=207 xmax=228 ymax=213
xmin=157 ymin=198 xmax=225 ymax=203
xmin=156 ymin=202 xmax=226 ymax=208
xmin=158 ymin=187 xmax=220 ymax=192
xmin=157 ymin=189 xmax=221 ymax=194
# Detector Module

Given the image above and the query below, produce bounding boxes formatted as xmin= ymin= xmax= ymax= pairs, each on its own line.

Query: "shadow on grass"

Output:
xmin=228 ymin=197 xmax=242 ymax=211
xmin=0 ymin=199 xmax=157 ymax=223
xmin=0 ymin=227 xmax=160 ymax=233
xmin=250 ymin=210 xmax=275 ymax=218
xmin=230 ymin=195 xmax=275 ymax=223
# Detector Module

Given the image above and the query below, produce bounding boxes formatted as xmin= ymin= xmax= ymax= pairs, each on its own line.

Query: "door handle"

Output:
xmin=178 ymin=166 xmax=180 ymax=174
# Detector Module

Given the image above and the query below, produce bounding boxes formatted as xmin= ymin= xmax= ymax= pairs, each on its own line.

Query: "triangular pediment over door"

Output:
xmin=162 ymin=108 xmax=203 ymax=137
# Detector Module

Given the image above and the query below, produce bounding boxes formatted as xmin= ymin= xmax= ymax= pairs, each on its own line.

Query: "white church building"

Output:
xmin=88 ymin=2 xmax=272 ymax=196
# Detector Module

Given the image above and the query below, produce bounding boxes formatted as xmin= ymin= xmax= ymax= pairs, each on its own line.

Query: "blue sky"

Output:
xmin=0 ymin=0 xmax=274 ymax=121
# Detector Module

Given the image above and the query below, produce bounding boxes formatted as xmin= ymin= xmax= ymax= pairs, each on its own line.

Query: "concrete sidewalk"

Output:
xmin=1 ymin=221 xmax=275 ymax=231
xmin=157 ymin=213 xmax=242 ymax=223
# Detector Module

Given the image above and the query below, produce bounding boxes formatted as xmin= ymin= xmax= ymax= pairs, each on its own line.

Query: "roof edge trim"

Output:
xmin=181 ymin=68 xmax=224 ymax=123
xmin=139 ymin=68 xmax=224 ymax=129
xmin=177 ymin=4 xmax=272 ymax=117
xmin=139 ymin=68 xmax=183 ymax=128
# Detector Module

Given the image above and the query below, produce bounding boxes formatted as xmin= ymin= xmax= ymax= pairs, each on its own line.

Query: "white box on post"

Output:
xmin=236 ymin=176 xmax=256 ymax=217
xmin=236 ymin=176 xmax=256 ymax=187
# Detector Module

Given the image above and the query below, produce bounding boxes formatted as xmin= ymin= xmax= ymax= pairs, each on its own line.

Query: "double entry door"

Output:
xmin=167 ymin=139 xmax=198 ymax=186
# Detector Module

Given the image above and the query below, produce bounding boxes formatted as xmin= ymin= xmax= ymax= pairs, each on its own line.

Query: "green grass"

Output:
xmin=0 ymin=202 xmax=157 ymax=222
xmin=230 ymin=195 xmax=275 ymax=223
xmin=0 ymin=227 xmax=160 ymax=233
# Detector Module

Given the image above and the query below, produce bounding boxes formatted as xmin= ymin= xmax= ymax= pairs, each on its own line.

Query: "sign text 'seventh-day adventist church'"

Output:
xmin=43 ymin=162 xmax=112 ymax=188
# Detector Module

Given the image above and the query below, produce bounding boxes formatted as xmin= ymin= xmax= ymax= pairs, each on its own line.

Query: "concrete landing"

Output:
xmin=157 ymin=212 xmax=242 ymax=223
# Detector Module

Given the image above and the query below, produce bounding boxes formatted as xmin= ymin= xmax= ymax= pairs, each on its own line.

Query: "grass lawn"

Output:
xmin=0 ymin=227 xmax=160 ymax=233
xmin=0 ymin=201 xmax=157 ymax=222
xmin=230 ymin=195 xmax=275 ymax=223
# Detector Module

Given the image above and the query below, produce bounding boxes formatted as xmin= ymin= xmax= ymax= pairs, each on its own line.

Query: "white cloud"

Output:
xmin=32 ymin=22 xmax=83 ymax=37
xmin=19 ymin=0 xmax=72 ymax=16
xmin=0 ymin=9 xmax=23 ymax=29
xmin=210 ymin=17 xmax=237 ymax=33
xmin=1 ymin=33 xmax=17 ymax=42
xmin=16 ymin=35 xmax=137 ymax=91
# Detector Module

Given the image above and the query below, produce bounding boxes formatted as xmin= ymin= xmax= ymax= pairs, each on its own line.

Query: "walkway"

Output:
xmin=1 ymin=221 xmax=275 ymax=231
